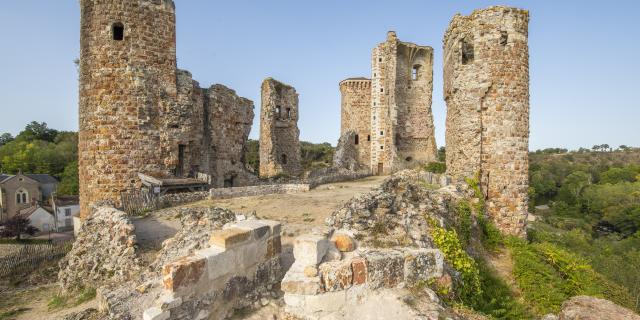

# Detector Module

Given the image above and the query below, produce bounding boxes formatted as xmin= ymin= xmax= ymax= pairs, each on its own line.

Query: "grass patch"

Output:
xmin=47 ymin=287 xmax=96 ymax=310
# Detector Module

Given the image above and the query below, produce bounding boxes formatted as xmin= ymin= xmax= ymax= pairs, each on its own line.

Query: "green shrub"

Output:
xmin=478 ymin=215 xmax=503 ymax=252
xmin=424 ymin=161 xmax=446 ymax=174
xmin=469 ymin=262 xmax=533 ymax=319
xmin=427 ymin=218 xmax=481 ymax=300
xmin=454 ymin=200 xmax=473 ymax=246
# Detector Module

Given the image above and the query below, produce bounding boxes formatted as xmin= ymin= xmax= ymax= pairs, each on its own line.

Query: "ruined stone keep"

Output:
xmin=259 ymin=78 xmax=302 ymax=178
xmin=443 ymin=6 xmax=530 ymax=235
xmin=340 ymin=32 xmax=438 ymax=175
xmin=78 ymin=0 xmax=255 ymax=216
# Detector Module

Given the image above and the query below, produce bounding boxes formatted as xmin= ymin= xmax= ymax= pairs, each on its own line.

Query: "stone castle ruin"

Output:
xmin=340 ymin=32 xmax=438 ymax=175
xmin=70 ymin=3 xmax=535 ymax=318
xmin=443 ymin=7 xmax=530 ymax=235
xmin=259 ymin=78 xmax=302 ymax=178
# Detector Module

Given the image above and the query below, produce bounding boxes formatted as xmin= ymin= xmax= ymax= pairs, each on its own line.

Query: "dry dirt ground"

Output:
xmin=0 ymin=176 xmax=386 ymax=320
xmin=194 ymin=175 xmax=387 ymax=238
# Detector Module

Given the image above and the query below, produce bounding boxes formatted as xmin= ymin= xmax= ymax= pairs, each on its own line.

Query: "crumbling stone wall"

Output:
xmin=205 ymin=84 xmax=256 ymax=188
xmin=339 ymin=78 xmax=372 ymax=170
xmin=443 ymin=6 xmax=530 ymax=236
xmin=58 ymin=205 xmax=142 ymax=292
xmin=144 ymin=219 xmax=283 ymax=319
xmin=78 ymin=0 xmax=257 ymax=216
xmin=259 ymin=78 xmax=302 ymax=178
xmin=370 ymin=32 xmax=438 ymax=175
xmin=282 ymin=230 xmax=444 ymax=319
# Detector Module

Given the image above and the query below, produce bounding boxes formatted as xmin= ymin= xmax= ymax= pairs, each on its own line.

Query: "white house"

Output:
xmin=19 ymin=206 xmax=56 ymax=233
xmin=51 ymin=196 xmax=80 ymax=231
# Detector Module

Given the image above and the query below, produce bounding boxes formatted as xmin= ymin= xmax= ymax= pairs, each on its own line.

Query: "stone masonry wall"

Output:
xmin=370 ymin=32 xmax=437 ymax=175
xmin=210 ymin=184 xmax=310 ymax=200
xmin=143 ymin=219 xmax=283 ymax=319
xmin=259 ymin=78 xmax=302 ymax=178
xmin=205 ymin=84 xmax=256 ymax=188
xmin=444 ymin=6 xmax=530 ymax=236
xmin=78 ymin=0 xmax=178 ymax=216
xmin=339 ymin=78 xmax=372 ymax=171
xmin=282 ymin=230 xmax=443 ymax=319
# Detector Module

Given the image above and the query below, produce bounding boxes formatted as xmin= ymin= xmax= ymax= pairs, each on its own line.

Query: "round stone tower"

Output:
xmin=78 ymin=0 xmax=178 ymax=216
xmin=443 ymin=6 xmax=530 ymax=236
xmin=339 ymin=78 xmax=372 ymax=170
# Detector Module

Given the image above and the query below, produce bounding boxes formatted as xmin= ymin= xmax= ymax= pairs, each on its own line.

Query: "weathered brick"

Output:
xmin=162 ymin=255 xmax=206 ymax=292
xmin=351 ymin=257 xmax=367 ymax=285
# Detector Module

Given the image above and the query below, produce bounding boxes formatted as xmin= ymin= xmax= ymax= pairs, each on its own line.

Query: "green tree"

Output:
xmin=557 ymin=171 xmax=591 ymax=205
xmin=58 ymin=161 xmax=79 ymax=196
xmin=0 ymin=133 xmax=13 ymax=146
xmin=16 ymin=121 xmax=59 ymax=142
xmin=0 ymin=217 xmax=38 ymax=240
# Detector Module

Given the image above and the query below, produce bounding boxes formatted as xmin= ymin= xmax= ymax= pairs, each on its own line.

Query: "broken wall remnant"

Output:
xmin=281 ymin=230 xmax=444 ymax=319
xmin=58 ymin=205 xmax=142 ymax=292
xmin=443 ymin=6 xmax=530 ymax=236
xmin=339 ymin=78 xmax=372 ymax=171
xmin=144 ymin=219 xmax=283 ymax=319
xmin=205 ymin=84 xmax=256 ymax=188
xmin=370 ymin=31 xmax=438 ymax=175
xmin=78 ymin=0 xmax=256 ymax=216
xmin=259 ymin=78 xmax=302 ymax=178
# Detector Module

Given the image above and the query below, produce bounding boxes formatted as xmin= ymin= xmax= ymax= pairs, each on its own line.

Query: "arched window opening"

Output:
xmin=367 ymin=135 xmax=371 ymax=142
xmin=16 ymin=189 xmax=28 ymax=205
xmin=275 ymin=106 xmax=281 ymax=119
xmin=286 ymin=107 xmax=292 ymax=119
xmin=112 ymin=23 xmax=124 ymax=41
xmin=281 ymin=154 xmax=287 ymax=164
xmin=412 ymin=65 xmax=420 ymax=80
xmin=355 ymin=134 xmax=359 ymax=145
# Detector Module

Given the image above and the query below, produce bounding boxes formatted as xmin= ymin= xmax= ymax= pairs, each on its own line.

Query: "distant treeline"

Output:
xmin=0 ymin=122 xmax=78 ymax=195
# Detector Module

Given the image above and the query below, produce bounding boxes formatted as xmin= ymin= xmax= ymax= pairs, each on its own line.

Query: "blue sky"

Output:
xmin=1 ymin=0 xmax=638 ymax=150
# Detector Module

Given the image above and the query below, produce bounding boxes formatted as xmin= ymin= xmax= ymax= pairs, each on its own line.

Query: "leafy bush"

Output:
xmin=424 ymin=161 xmax=446 ymax=174
xmin=427 ymin=218 xmax=481 ymax=301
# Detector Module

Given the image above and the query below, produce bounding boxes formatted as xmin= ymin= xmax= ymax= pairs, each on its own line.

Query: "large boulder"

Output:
xmin=558 ymin=296 xmax=640 ymax=320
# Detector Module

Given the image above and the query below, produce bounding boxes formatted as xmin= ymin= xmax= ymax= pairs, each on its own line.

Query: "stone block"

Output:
xmin=319 ymin=261 xmax=353 ymax=292
xmin=293 ymin=234 xmax=329 ymax=266
xmin=351 ymin=257 xmax=367 ymax=285
xmin=281 ymin=270 xmax=322 ymax=295
xmin=260 ymin=219 xmax=282 ymax=236
xmin=143 ymin=307 xmax=169 ymax=320
xmin=197 ymin=247 xmax=233 ymax=281
xmin=231 ymin=220 xmax=271 ymax=240
xmin=364 ymin=249 xmax=404 ymax=289
xmin=403 ymin=249 xmax=444 ymax=283
xmin=162 ymin=255 xmax=206 ymax=292
xmin=209 ymin=227 xmax=251 ymax=249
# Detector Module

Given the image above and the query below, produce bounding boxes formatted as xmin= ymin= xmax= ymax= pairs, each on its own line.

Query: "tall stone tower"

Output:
xmin=339 ymin=78 xmax=372 ymax=170
xmin=78 ymin=0 xmax=178 ymax=216
xmin=370 ymin=32 xmax=438 ymax=175
xmin=443 ymin=6 xmax=530 ymax=235
xmin=259 ymin=78 xmax=302 ymax=178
